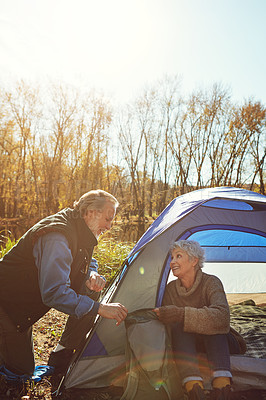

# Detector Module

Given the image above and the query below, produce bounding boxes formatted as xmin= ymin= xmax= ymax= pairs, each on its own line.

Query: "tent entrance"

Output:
xmin=157 ymin=225 xmax=266 ymax=304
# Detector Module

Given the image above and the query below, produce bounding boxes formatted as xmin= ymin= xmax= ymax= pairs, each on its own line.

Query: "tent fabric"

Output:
xmin=202 ymin=263 xmax=266 ymax=293
xmin=184 ymin=228 xmax=266 ymax=246
xmin=62 ymin=187 xmax=266 ymax=392
xmin=128 ymin=187 xmax=266 ymax=259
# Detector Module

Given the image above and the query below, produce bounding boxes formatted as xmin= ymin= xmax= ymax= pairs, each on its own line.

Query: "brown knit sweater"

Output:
xmin=162 ymin=270 xmax=230 ymax=335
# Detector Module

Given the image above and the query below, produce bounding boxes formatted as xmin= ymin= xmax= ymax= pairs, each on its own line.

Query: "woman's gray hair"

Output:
xmin=74 ymin=190 xmax=119 ymax=216
xmin=170 ymin=240 xmax=205 ymax=269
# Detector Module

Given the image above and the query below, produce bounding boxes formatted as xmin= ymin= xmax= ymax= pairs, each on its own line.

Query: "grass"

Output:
xmin=0 ymin=232 xmax=16 ymax=258
xmin=94 ymin=238 xmax=134 ymax=282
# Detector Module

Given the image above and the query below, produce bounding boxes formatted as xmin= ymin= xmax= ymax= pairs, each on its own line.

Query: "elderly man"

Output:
xmin=0 ymin=190 xmax=128 ymax=376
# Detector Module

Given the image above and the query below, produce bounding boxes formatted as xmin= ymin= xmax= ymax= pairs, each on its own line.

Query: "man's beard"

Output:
xmin=86 ymin=220 xmax=100 ymax=239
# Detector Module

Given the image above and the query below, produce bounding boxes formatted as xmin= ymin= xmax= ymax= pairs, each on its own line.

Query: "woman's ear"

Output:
xmin=193 ymin=257 xmax=199 ymax=268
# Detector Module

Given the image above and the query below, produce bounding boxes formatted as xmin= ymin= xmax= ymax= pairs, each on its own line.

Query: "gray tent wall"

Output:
xmin=63 ymin=187 xmax=266 ymax=391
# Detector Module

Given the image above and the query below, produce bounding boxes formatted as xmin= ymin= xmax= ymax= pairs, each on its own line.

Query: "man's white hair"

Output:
xmin=73 ymin=190 xmax=119 ymax=216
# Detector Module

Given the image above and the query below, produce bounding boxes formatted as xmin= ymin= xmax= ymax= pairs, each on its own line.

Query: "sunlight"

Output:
xmin=2 ymin=0 xmax=265 ymax=103
xmin=56 ymin=0 xmax=163 ymax=95
xmin=0 ymin=0 xmax=168 ymax=101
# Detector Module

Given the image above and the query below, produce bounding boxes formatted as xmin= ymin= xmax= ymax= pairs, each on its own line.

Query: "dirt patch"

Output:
xmin=226 ymin=293 xmax=266 ymax=306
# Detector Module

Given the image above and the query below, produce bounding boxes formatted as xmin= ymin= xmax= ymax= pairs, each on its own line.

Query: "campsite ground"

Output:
xmin=0 ymin=308 xmax=122 ymax=400
xmin=0 ymin=293 xmax=265 ymax=400
xmin=226 ymin=293 xmax=266 ymax=306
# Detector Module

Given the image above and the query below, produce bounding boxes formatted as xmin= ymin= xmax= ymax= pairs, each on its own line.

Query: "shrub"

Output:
xmin=94 ymin=238 xmax=135 ymax=283
xmin=0 ymin=233 xmax=16 ymax=258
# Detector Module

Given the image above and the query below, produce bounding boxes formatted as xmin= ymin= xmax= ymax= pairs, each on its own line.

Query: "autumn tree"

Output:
xmin=1 ymin=81 xmax=42 ymax=217
xmin=241 ymin=100 xmax=266 ymax=193
xmin=0 ymin=77 xmax=264 ymax=241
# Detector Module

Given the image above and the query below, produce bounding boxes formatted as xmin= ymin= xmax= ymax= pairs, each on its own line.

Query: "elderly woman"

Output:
xmin=154 ymin=240 xmax=245 ymax=400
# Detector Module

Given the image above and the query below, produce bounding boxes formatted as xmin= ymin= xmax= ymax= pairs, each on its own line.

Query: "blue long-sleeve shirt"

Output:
xmin=33 ymin=232 xmax=100 ymax=318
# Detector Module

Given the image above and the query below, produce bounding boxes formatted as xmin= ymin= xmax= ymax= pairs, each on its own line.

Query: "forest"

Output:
xmin=0 ymin=76 xmax=265 ymax=241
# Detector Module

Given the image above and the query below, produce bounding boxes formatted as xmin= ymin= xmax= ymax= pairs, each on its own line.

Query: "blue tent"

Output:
xmin=128 ymin=186 xmax=266 ymax=262
xmin=126 ymin=186 xmax=266 ymax=297
xmin=63 ymin=187 xmax=266 ymax=391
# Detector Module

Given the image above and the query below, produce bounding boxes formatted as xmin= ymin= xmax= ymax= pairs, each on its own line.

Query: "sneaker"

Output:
xmin=48 ymin=348 xmax=74 ymax=374
xmin=210 ymin=385 xmax=234 ymax=400
xmin=187 ymin=383 xmax=206 ymax=400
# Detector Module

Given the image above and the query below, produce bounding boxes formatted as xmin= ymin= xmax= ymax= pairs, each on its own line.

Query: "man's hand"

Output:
xmin=86 ymin=272 xmax=106 ymax=292
xmin=98 ymin=303 xmax=128 ymax=326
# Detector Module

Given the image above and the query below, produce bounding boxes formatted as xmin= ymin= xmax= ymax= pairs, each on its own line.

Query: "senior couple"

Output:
xmin=0 ymin=190 xmax=244 ymax=399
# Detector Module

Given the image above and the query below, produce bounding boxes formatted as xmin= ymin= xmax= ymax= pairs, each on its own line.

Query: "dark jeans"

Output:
xmin=59 ymin=312 xmax=98 ymax=350
xmin=171 ymin=323 xmax=240 ymax=383
xmin=59 ymin=291 xmax=100 ymax=350
xmin=0 ymin=305 xmax=34 ymax=375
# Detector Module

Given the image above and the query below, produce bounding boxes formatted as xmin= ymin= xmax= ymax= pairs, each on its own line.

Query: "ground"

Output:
xmin=1 ymin=294 xmax=266 ymax=399
xmin=226 ymin=293 xmax=266 ymax=307
xmin=0 ymin=309 xmax=122 ymax=400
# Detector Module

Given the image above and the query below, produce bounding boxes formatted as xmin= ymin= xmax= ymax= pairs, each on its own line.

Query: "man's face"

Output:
xmin=84 ymin=202 xmax=116 ymax=239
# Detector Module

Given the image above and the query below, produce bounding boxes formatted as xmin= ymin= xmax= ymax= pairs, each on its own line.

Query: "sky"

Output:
xmin=1 ymin=0 xmax=266 ymax=105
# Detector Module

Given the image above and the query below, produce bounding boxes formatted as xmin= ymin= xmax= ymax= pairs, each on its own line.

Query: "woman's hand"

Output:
xmin=153 ymin=305 xmax=185 ymax=324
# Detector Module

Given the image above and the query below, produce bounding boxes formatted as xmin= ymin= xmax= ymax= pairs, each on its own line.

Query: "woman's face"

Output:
xmin=170 ymin=248 xmax=198 ymax=281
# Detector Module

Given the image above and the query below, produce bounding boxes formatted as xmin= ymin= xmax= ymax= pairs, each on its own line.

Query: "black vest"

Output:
xmin=0 ymin=208 xmax=97 ymax=332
